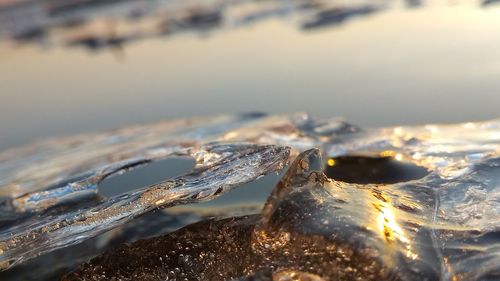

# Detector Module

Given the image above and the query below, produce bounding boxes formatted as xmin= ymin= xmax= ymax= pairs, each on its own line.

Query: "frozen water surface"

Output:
xmin=0 ymin=113 xmax=499 ymax=280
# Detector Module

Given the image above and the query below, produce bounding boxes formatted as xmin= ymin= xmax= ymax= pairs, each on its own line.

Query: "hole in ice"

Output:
xmin=168 ymin=170 xmax=284 ymax=215
xmin=98 ymin=157 xmax=195 ymax=197
xmin=324 ymin=152 xmax=429 ymax=184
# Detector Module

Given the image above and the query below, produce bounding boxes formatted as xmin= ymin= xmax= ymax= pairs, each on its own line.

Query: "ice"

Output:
xmin=1 ymin=113 xmax=500 ymax=280
xmin=64 ymin=148 xmax=500 ymax=280
xmin=0 ymin=115 xmax=292 ymax=270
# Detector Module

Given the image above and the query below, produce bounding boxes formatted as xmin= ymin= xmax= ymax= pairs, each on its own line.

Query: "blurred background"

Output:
xmin=1 ymin=0 xmax=500 ymax=151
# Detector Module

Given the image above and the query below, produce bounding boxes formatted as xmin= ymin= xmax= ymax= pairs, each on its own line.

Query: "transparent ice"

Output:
xmin=0 ymin=113 xmax=499 ymax=280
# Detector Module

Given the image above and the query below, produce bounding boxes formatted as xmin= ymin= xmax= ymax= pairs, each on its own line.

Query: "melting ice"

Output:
xmin=0 ymin=113 xmax=499 ymax=280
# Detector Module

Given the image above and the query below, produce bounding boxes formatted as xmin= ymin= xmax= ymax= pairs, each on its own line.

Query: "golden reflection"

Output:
xmin=379 ymin=150 xmax=404 ymax=161
xmin=394 ymin=153 xmax=403 ymax=161
xmin=443 ymin=257 xmax=458 ymax=281
xmin=327 ymin=159 xmax=336 ymax=166
xmin=393 ymin=127 xmax=403 ymax=136
xmin=425 ymin=125 xmax=439 ymax=134
xmin=379 ymin=150 xmax=396 ymax=157
xmin=376 ymin=203 xmax=418 ymax=260
xmin=223 ymin=131 xmax=239 ymax=140
xmin=155 ymin=199 xmax=166 ymax=205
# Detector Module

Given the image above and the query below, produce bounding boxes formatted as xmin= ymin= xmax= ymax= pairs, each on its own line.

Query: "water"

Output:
xmin=2 ymin=0 xmax=500 ymax=151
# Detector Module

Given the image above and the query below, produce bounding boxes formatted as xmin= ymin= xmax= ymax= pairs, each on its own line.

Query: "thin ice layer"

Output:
xmin=0 ymin=143 xmax=290 ymax=270
xmin=66 ymin=147 xmax=500 ymax=281
xmin=1 ymin=113 xmax=500 ymax=280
